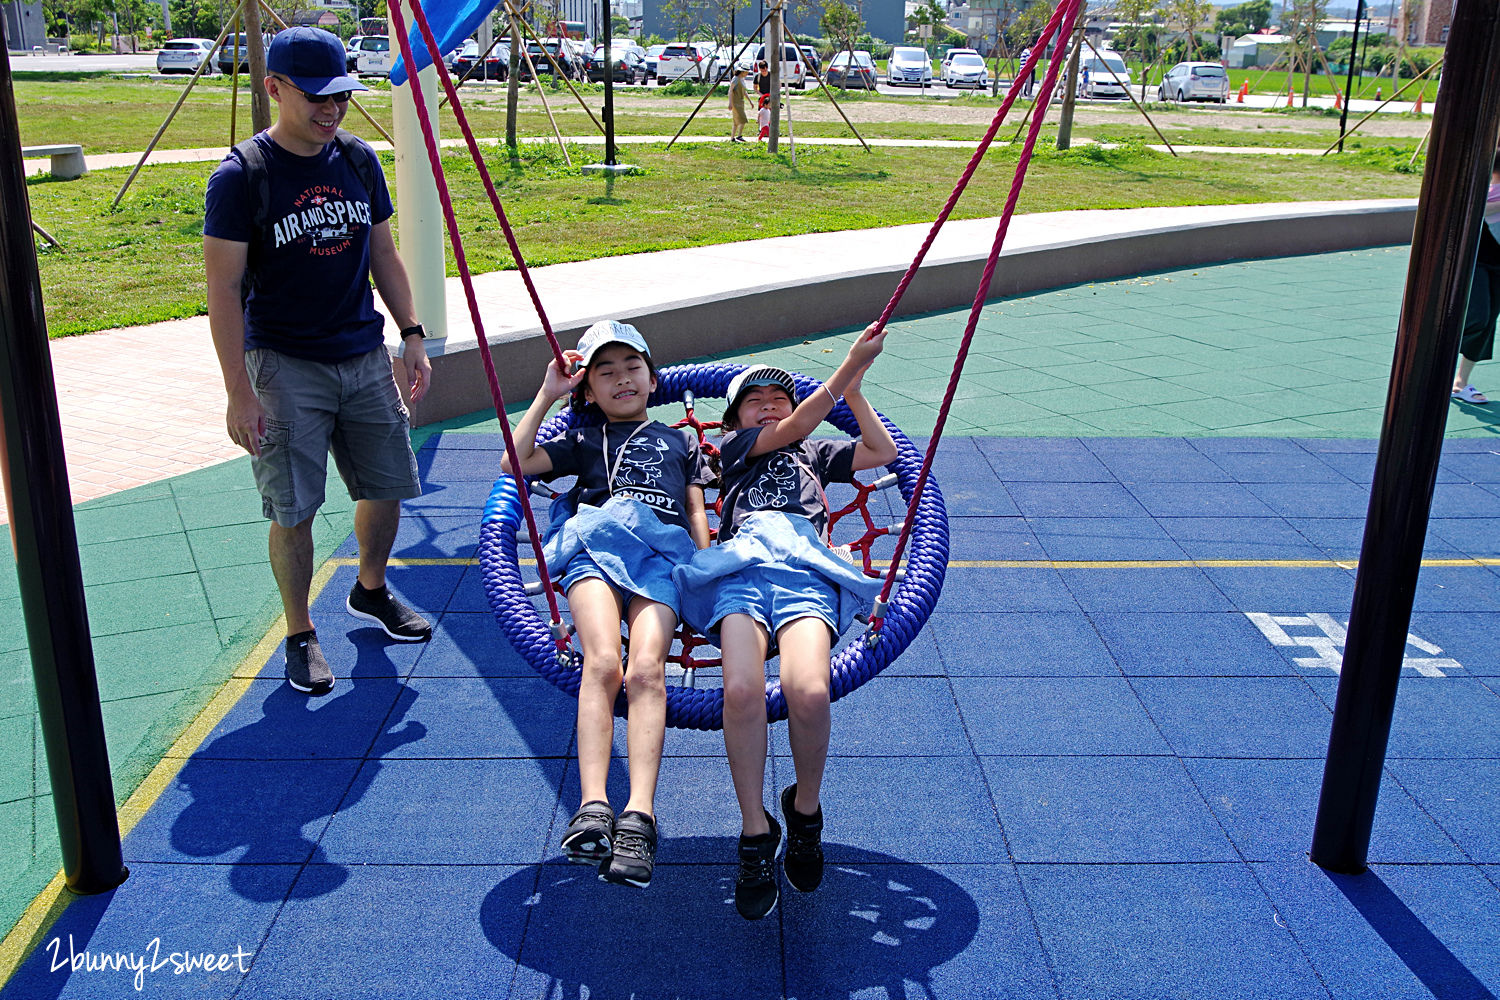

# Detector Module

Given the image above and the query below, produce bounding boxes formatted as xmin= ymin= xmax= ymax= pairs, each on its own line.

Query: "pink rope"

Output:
xmin=870 ymin=0 xmax=1069 ymax=334
xmin=403 ymin=0 xmax=567 ymax=369
xmin=386 ymin=0 xmax=567 ymax=645
xmin=871 ymin=0 xmax=1083 ymax=629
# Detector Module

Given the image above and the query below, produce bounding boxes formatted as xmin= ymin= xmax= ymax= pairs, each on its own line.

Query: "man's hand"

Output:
xmin=404 ymin=337 xmax=433 ymax=403
xmin=227 ymin=387 xmax=267 ymax=456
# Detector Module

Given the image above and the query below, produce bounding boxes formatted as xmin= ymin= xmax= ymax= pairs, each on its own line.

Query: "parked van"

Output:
xmin=753 ymin=42 xmax=807 ymax=89
xmin=1077 ymin=49 xmax=1130 ymax=99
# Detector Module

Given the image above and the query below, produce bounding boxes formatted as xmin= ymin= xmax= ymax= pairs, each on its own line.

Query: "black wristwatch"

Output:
xmin=400 ymin=323 xmax=426 ymax=340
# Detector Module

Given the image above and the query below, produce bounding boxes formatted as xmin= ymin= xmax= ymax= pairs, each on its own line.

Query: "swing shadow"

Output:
xmin=1327 ymin=869 xmax=1497 ymax=1000
xmin=479 ymin=841 xmax=982 ymax=1000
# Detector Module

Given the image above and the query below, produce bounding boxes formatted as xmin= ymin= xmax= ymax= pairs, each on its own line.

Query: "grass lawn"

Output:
xmin=14 ymin=75 xmax=1424 ymax=338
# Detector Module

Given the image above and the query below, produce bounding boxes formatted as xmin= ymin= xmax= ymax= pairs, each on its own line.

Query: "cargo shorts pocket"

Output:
xmin=251 ymin=417 xmax=298 ymax=517
xmin=245 ymin=348 xmax=281 ymax=393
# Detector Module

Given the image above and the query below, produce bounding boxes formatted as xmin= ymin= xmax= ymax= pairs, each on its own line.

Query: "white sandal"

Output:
xmin=1452 ymin=385 xmax=1490 ymax=404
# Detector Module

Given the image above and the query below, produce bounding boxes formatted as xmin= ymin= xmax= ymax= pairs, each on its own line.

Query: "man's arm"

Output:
xmin=368 ymin=219 xmax=433 ymax=403
xmin=204 ymin=235 xmax=265 ymax=456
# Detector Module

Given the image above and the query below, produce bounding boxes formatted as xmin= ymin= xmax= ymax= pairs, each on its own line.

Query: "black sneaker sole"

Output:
xmin=561 ymin=835 xmax=612 ymax=865
xmin=345 ymin=598 xmax=432 ymax=642
xmin=598 ymin=865 xmax=651 ymax=888
xmin=284 ymin=672 xmax=335 ymax=696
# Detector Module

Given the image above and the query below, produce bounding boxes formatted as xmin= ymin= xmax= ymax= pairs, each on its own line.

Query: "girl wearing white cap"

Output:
xmin=503 ymin=321 xmax=713 ymax=888
xmin=674 ymin=325 xmax=896 ymax=920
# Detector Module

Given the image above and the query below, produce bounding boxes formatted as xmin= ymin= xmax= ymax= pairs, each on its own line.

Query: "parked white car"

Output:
xmin=156 ymin=38 xmax=215 ymax=74
xmin=942 ymin=51 xmax=988 ymax=89
xmin=754 ymin=42 xmax=808 ymax=89
xmin=1077 ymin=49 xmax=1131 ymax=99
xmin=354 ymin=35 xmax=392 ymax=77
xmin=654 ymin=41 xmax=716 ymax=83
xmin=1158 ymin=61 xmax=1230 ymax=103
xmin=887 ymin=46 xmax=933 ymax=87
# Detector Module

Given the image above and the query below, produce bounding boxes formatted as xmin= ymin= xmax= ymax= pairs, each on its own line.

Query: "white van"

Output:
xmin=754 ymin=42 xmax=807 ymax=89
xmin=1077 ymin=49 xmax=1130 ymax=99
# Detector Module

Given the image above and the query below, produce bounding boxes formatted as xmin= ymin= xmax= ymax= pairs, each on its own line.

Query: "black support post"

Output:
xmin=1310 ymin=0 xmax=1500 ymax=875
xmin=601 ymin=0 xmax=615 ymax=165
xmin=1337 ymin=0 xmax=1364 ymax=154
xmin=0 ymin=46 xmax=127 ymax=894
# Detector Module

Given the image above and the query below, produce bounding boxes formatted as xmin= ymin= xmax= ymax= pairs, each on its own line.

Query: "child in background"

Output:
xmin=674 ymin=326 xmax=896 ymax=920
xmin=503 ymin=321 xmax=712 ymax=887
xmin=1454 ymin=154 xmax=1500 ymax=405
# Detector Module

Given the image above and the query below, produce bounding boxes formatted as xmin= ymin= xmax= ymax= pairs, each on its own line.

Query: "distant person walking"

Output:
xmin=729 ymin=67 xmax=750 ymax=142
xmin=1454 ymin=153 xmax=1500 ymax=406
xmin=1017 ymin=43 xmax=1035 ymax=98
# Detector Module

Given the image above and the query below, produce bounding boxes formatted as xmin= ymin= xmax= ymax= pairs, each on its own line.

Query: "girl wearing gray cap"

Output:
xmin=674 ymin=325 xmax=896 ymax=919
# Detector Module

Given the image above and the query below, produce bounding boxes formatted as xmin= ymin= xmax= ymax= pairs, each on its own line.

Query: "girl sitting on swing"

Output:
xmin=503 ymin=320 xmax=713 ymax=888
xmin=675 ymin=325 xmax=896 ymax=920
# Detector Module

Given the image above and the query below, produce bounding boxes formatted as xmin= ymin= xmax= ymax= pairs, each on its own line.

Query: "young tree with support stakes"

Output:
xmin=1166 ymin=0 xmax=1212 ymax=62
xmin=820 ymin=0 xmax=861 ymax=80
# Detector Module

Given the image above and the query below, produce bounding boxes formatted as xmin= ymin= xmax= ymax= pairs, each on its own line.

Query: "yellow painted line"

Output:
xmin=0 ymin=561 xmax=340 ymax=988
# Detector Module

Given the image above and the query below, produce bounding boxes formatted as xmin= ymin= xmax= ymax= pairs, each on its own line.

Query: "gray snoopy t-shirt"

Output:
xmin=717 ymin=427 xmax=857 ymax=542
xmin=542 ymin=420 xmax=711 ymax=531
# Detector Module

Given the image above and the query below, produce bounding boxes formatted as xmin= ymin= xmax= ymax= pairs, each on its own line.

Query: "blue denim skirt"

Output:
xmin=543 ymin=496 xmax=697 ymax=617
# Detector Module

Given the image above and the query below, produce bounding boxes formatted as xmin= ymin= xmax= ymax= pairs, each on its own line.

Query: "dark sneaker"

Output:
xmin=561 ymin=801 xmax=615 ymax=864
xmin=600 ymin=811 xmax=656 ymax=887
xmin=285 ymin=630 xmax=334 ymax=696
xmin=781 ymin=784 xmax=825 ymax=892
xmin=734 ymin=810 xmax=783 ymax=920
xmin=346 ymin=582 xmax=432 ymax=642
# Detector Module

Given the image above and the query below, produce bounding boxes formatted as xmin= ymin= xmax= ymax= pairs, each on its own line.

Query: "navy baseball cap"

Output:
xmin=267 ymin=27 xmax=367 ymax=96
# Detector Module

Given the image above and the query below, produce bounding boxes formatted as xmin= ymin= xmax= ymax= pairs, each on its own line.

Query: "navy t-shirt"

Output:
xmin=541 ymin=420 xmax=713 ymax=532
xmin=718 ymin=428 xmax=857 ymax=542
xmin=203 ymin=132 xmax=393 ymax=362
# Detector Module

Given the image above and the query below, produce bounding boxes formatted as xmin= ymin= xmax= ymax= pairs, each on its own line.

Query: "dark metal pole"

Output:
xmin=1337 ymin=0 xmax=1365 ymax=153
xmin=601 ymin=0 xmax=615 ymax=165
xmin=1311 ymin=0 xmax=1500 ymax=875
xmin=0 ymin=47 xmax=127 ymax=894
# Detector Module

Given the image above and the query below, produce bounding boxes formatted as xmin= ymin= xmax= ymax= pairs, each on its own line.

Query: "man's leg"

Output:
xmin=355 ymin=497 xmax=400 ymax=591
xmin=270 ymin=514 xmax=317 ymax=635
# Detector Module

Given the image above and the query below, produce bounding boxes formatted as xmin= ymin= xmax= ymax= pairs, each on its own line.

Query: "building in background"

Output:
xmin=1402 ymin=0 xmax=1453 ymax=45
xmin=2 ymin=0 xmax=46 ymax=52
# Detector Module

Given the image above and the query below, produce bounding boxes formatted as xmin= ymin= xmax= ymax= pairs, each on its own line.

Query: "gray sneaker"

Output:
xmin=561 ymin=801 xmax=615 ymax=864
xmin=600 ymin=811 xmax=657 ymax=887
xmin=285 ymin=630 xmax=334 ymax=696
xmin=346 ymin=582 xmax=432 ymax=642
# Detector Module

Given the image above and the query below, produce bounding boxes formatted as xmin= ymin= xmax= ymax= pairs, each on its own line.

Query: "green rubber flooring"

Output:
xmin=1 ymin=242 xmax=1487 ymax=944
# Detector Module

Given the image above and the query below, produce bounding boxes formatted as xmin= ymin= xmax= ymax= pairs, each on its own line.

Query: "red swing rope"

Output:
xmin=867 ymin=0 xmax=1082 ymax=635
xmin=385 ymin=0 xmax=571 ymax=652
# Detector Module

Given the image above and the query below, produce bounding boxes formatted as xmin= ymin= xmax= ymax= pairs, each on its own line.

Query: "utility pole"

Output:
xmin=1338 ymin=0 xmax=1366 ymax=151
xmin=767 ymin=0 xmax=783 ymax=153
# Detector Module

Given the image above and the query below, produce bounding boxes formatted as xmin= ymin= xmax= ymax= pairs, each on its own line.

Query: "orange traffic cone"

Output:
xmin=1415 ymin=91 xmax=1424 ymax=113
xmin=1334 ymin=91 xmax=1342 ymax=110
xmin=1236 ymin=80 xmax=1248 ymax=103
xmin=1286 ymin=87 xmax=1294 ymax=107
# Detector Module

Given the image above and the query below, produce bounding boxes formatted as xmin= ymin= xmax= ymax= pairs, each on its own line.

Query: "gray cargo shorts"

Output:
xmin=246 ymin=346 xmax=421 ymax=527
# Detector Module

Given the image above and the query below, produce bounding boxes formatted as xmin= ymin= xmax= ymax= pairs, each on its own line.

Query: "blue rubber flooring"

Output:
xmin=5 ymin=430 xmax=1500 ymax=1000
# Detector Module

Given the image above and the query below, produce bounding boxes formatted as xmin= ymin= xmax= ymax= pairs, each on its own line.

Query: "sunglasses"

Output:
xmin=276 ymin=78 xmax=352 ymax=105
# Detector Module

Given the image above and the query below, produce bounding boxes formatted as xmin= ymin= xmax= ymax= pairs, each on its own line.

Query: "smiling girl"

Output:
xmin=674 ymin=325 xmax=896 ymax=919
xmin=503 ymin=321 xmax=712 ymax=887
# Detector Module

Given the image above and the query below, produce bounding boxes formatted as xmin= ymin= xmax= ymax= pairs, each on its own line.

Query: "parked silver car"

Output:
xmin=942 ymin=52 xmax=988 ymax=89
xmin=156 ymin=38 xmax=215 ymax=74
xmin=1158 ymin=61 xmax=1230 ymax=103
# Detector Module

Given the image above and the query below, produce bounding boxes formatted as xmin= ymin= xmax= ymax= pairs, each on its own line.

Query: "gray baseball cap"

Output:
xmin=726 ymin=364 xmax=797 ymax=413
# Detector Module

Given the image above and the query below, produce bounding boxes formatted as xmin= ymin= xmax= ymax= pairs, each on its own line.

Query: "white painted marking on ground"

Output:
xmin=1244 ymin=612 xmax=1460 ymax=677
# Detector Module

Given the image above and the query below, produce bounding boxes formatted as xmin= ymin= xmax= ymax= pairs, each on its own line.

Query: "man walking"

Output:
xmin=204 ymin=27 xmax=435 ymax=696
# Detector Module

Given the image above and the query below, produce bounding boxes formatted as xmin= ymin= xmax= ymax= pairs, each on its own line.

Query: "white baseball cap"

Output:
xmin=576 ymin=320 xmax=650 ymax=368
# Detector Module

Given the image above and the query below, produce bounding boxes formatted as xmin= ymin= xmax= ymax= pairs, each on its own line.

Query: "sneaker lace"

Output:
xmin=613 ymin=827 xmax=651 ymax=860
xmin=738 ymin=848 xmax=775 ymax=885
xmin=786 ymin=828 xmax=822 ymax=861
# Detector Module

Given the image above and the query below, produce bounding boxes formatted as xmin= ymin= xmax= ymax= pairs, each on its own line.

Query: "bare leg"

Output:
xmin=355 ymin=498 xmax=401 ymax=591
xmin=621 ymin=597 xmax=675 ymax=817
xmin=720 ymin=613 xmax=772 ymax=836
xmin=269 ymin=514 xmax=316 ymax=635
xmin=567 ymin=579 xmax=627 ymax=808
xmin=777 ymin=617 xmax=832 ymax=816
xmin=1455 ymin=354 xmax=1479 ymax=392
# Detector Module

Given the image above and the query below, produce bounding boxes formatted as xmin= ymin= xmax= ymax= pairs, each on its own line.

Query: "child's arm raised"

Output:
xmin=846 ymin=371 xmax=898 ymax=472
xmin=499 ymin=352 xmax=584 ymax=476
xmin=748 ymin=324 xmax=888 ymax=457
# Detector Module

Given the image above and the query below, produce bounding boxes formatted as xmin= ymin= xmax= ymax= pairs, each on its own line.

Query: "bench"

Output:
xmin=21 ymin=144 xmax=87 ymax=180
